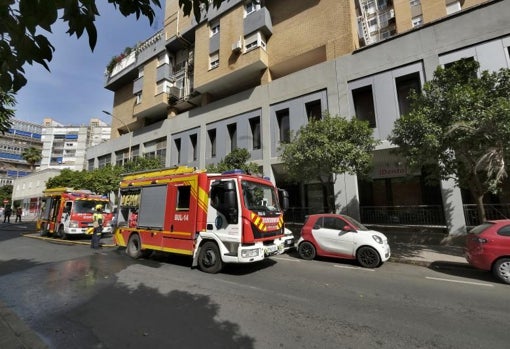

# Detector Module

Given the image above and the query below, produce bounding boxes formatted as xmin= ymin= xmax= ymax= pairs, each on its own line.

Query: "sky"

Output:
xmin=14 ymin=2 xmax=163 ymax=126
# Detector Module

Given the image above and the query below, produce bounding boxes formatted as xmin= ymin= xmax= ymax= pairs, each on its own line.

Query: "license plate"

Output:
xmin=264 ymin=245 xmax=278 ymax=255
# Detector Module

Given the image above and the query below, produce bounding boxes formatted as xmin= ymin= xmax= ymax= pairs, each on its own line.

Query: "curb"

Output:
xmin=0 ymin=302 xmax=48 ymax=349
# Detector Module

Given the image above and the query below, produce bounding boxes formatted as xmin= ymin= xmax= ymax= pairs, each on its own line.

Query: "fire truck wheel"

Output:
xmin=57 ymin=226 xmax=67 ymax=240
xmin=39 ymin=223 xmax=47 ymax=237
xmin=127 ymin=234 xmax=142 ymax=259
xmin=198 ymin=241 xmax=223 ymax=274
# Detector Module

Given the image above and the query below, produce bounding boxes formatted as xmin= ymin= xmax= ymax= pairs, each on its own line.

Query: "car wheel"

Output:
xmin=298 ymin=241 xmax=316 ymax=260
xmin=57 ymin=225 xmax=67 ymax=240
xmin=198 ymin=241 xmax=223 ymax=274
xmin=127 ymin=234 xmax=142 ymax=259
xmin=357 ymin=246 xmax=381 ymax=268
xmin=39 ymin=223 xmax=47 ymax=237
xmin=492 ymin=258 xmax=510 ymax=284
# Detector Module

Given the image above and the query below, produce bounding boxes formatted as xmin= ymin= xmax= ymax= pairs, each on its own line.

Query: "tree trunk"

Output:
xmin=474 ymin=193 xmax=486 ymax=224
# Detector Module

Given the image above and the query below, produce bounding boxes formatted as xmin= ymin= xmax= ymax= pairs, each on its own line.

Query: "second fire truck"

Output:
xmin=37 ymin=187 xmax=113 ymax=239
xmin=114 ymin=166 xmax=289 ymax=273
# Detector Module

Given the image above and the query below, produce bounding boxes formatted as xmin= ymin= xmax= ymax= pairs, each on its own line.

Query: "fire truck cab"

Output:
xmin=37 ymin=187 xmax=113 ymax=239
xmin=114 ymin=166 xmax=289 ymax=273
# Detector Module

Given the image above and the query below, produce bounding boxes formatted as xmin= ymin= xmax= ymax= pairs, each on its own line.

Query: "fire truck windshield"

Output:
xmin=74 ymin=200 xmax=109 ymax=214
xmin=241 ymin=180 xmax=280 ymax=213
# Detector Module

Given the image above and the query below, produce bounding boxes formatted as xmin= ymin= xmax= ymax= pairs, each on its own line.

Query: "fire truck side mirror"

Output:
xmin=279 ymin=189 xmax=289 ymax=212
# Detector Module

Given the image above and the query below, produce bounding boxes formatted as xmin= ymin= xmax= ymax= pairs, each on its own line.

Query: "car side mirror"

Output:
xmin=343 ymin=225 xmax=355 ymax=232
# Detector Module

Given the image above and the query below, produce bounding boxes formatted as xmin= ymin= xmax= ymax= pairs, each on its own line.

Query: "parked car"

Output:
xmin=465 ymin=220 xmax=510 ymax=284
xmin=296 ymin=214 xmax=391 ymax=268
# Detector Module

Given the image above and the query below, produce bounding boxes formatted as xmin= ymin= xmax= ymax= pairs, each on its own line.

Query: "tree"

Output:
xmin=0 ymin=0 xmax=161 ymax=95
xmin=389 ymin=59 xmax=510 ymax=224
xmin=206 ymin=148 xmax=260 ymax=175
xmin=46 ymin=156 xmax=163 ymax=196
xmin=0 ymin=90 xmax=15 ymax=133
xmin=22 ymin=146 xmax=42 ymax=170
xmin=280 ymin=113 xmax=379 ymax=213
xmin=0 ymin=184 xmax=13 ymax=206
xmin=0 ymin=0 xmax=227 ymax=96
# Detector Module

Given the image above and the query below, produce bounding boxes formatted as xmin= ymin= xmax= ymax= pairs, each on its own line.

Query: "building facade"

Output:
xmin=40 ymin=118 xmax=111 ymax=170
xmin=87 ymin=0 xmax=507 ymax=234
xmin=9 ymin=118 xmax=111 ymax=212
xmin=0 ymin=119 xmax=43 ymax=186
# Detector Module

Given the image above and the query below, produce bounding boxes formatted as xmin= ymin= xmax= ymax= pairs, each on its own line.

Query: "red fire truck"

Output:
xmin=114 ymin=166 xmax=289 ymax=273
xmin=37 ymin=187 xmax=113 ymax=239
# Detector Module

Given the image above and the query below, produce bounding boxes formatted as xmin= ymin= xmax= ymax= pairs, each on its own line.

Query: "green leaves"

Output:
xmin=206 ymin=148 xmax=260 ymax=175
xmin=0 ymin=0 xmax=162 ymax=129
xmin=389 ymin=59 xmax=510 ymax=222
xmin=281 ymin=113 xmax=379 ymax=182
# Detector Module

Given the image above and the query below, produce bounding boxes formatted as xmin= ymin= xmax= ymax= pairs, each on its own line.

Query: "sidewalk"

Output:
xmin=1 ymin=230 xmax=468 ymax=348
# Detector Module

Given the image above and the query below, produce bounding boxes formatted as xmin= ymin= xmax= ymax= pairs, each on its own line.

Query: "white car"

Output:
xmin=296 ymin=214 xmax=391 ymax=268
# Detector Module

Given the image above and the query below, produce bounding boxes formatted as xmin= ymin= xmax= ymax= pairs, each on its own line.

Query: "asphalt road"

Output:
xmin=1 ymin=223 xmax=509 ymax=348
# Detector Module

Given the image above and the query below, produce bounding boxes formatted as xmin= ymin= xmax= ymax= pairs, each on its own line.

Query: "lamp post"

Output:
xmin=102 ymin=110 xmax=132 ymax=161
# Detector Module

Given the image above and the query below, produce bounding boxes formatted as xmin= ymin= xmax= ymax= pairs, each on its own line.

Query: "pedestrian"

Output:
xmin=90 ymin=204 xmax=104 ymax=249
xmin=3 ymin=206 xmax=12 ymax=223
xmin=15 ymin=206 xmax=22 ymax=223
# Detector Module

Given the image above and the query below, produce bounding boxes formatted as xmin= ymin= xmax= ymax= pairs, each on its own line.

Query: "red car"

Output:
xmin=465 ymin=220 xmax=510 ymax=284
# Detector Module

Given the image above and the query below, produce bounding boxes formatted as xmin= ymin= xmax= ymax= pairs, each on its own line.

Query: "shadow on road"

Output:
xmin=428 ymin=261 xmax=501 ymax=284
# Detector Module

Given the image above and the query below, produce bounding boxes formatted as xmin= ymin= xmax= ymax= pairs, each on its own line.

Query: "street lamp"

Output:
xmin=102 ymin=110 xmax=132 ymax=161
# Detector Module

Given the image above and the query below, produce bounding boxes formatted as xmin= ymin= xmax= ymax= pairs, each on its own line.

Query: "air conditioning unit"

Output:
xmin=232 ymin=40 xmax=243 ymax=53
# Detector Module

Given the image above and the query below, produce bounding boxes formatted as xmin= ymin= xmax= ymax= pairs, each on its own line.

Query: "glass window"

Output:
xmin=174 ymin=138 xmax=181 ymax=164
xmin=395 ymin=72 xmax=421 ymax=116
xmin=276 ymin=109 xmax=290 ymax=143
xmin=208 ymin=129 xmax=217 ymax=158
xmin=228 ymin=123 xmax=237 ymax=151
xmin=176 ymin=186 xmax=191 ymax=211
xmin=352 ymin=85 xmax=376 ymax=128
xmin=305 ymin=100 xmax=322 ymax=121
xmin=497 ymin=225 xmax=510 ymax=237
xmin=209 ymin=51 xmax=219 ymax=69
xmin=249 ymin=117 xmax=261 ymax=150
xmin=323 ymin=217 xmax=346 ymax=230
xmin=190 ymin=134 xmax=198 ymax=161
xmin=210 ymin=20 xmax=220 ymax=36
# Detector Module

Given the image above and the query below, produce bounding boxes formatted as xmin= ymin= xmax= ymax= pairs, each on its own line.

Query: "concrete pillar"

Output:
xmin=334 ymin=173 xmax=360 ymax=219
xmin=440 ymin=178 xmax=467 ymax=236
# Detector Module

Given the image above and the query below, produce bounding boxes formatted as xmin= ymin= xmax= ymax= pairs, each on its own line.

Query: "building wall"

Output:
xmin=90 ymin=0 xmax=510 ymax=234
xmin=0 ymin=119 xmax=43 ymax=185
xmin=11 ymin=168 xmax=61 ymax=214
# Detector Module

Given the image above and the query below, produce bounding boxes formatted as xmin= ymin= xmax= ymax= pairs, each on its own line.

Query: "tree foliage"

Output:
xmin=281 ymin=113 xmax=379 ymax=212
xmin=22 ymin=146 xmax=42 ymax=170
xmin=389 ymin=59 xmax=510 ymax=223
xmin=0 ymin=90 xmax=15 ymax=133
xmin=206 ymin=148 xmax=260 ymax=175
xmin=0 ymin=0 xmax=161 ymax=94
xmin=0 ymin=184 xmax=13 ymax=206
xmin=46 ymin=156 xmax=163 ymax=196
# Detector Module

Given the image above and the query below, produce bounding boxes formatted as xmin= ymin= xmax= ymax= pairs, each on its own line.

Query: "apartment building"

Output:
xmin=40 ymin=117 xmax=111 ymax=170
xmin=0 ymin=119 xmax=43 ymax=186
xmin=87 ymin=0 xmax=507 ymax=234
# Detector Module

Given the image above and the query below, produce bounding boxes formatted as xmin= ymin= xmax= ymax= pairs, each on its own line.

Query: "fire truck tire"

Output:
xmin=198 ymin=241 xmax=223 ymax=274
xmin=57 ymin=225 xmax=67 ymax=240
xmin=39 ymin=223 xmax=47 ymax=237
xmin=127 ymin=234 xmax=142 ymax=259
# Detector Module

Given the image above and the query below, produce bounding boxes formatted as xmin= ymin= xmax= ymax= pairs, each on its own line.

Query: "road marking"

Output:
xmin=333 ymin=265 xmax=375 ymax=271
xmin=426 ymin=276 xmax=494 ymax=287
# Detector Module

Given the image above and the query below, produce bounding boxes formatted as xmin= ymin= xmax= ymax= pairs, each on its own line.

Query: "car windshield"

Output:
xmin=342 ymin=215 xmax=369 ymax=231
xmin=469 ymin=222 xmax=494 ymax=234
xmin=241 ymin=180 xmax=280 ymax=213
xmin=74 ymin=200 xmax=110 ymax=214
